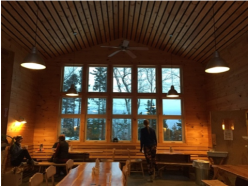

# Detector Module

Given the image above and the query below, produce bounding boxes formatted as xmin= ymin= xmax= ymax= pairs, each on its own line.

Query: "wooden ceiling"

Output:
xmin=1 ymin=1 xmax=248 ymax=63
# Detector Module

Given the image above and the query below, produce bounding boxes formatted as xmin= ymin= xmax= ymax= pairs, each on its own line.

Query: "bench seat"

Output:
xmin=34 ymin=161 xmax=83 ymax=167
xmin=202 ymin=179 xmax=227 ymax=186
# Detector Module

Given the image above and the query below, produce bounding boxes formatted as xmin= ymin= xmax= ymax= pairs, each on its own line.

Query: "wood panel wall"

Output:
xmin=206 ymin=32 xmax=248 ymax=165
xmin=1 ymin=31 xmax=38 ymax=146
xmin=211 ymin=110 xmax=248 ymax=165
xmin=33 ymin=39 xmax=210 ymax=148
xmin=205 ymin=32 xmax=248 ymax=111
xmin=1 ymin=48 xmax=14 ymax=136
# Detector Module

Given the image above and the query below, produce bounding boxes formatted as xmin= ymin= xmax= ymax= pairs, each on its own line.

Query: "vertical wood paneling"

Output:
xmin=205 ymin=32 xmax=248 ymax=111
xmin=1 ymin=48 xmax=14 ymax=136
xmin=2 ymin=31 xmax=38 ymax=145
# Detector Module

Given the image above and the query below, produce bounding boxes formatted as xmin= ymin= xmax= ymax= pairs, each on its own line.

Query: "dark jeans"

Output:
xmin=144 ymin=145 xmax=157 ymax=175
xmin=11 ymin=149 xmax=32 ymax=166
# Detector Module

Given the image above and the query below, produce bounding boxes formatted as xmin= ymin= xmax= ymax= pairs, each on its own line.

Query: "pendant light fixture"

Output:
xmin=66 ymin=32 xmax=78 ymax=96
xmin=167 ymin=39 xmax=179 ymax=98
xmin=21 ymin=2 xmax=46 ymax=70
xmin=205 ymin=3 xmax=229 ymax=73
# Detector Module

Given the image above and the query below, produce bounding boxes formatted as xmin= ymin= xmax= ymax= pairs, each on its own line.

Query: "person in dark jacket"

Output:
xmin=140 ymin=119 xmax=157 ymax=182
xmin=10 ymin=135 xmax=38 ymax=166
xmin=53 ymin=134 xmax=69 ymax=163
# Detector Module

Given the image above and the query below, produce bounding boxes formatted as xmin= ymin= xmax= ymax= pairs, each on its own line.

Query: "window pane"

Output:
xmin=138 ymin=68 xmax=156 ymax=93
xmin=163 ymin=119 xmax=182 ymax=141
xmin=62 ymin=66 xmax=82 ymax=92
xmin=88 ymin=67 xmax=107 ymax=92
xmin=112 ymin=98 xmax=132 ymax=115
xmin=87 ymin=98 xmax=106 ymax=114
xmin=162 ymin=68 xmax=180 ymax=93
xmin=137 ymin=119 xmax=157 ymax=140
xmin=61 ymin=118 xmax=80 ymax=141
xmin=113 ymin=67 xmax=132 ymax=92
xmin=112 ymin=119 xmax=132 ymax=141
xmin=61 ymin=98 xmax=82 ymax=114
xmin=86 ymin=118 xmax=106 ymax=141
xmin=163 ymin=99 xmax=181 ymax=115
xmin=138 ymin=99 xmax=156 ymax=115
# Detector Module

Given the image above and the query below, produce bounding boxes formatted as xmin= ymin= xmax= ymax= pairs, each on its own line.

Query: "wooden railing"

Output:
xmin=30 ymin=143 xmax=210 ymax=162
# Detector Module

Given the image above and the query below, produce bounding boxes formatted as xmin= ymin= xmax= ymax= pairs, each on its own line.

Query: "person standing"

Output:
xmin=10 ymin=135 xmax=38 ymax=166
xmin=140 ymin=119 xmax=157 ymax=182
xmin=53 ymin=134 xmax=69 ymax=163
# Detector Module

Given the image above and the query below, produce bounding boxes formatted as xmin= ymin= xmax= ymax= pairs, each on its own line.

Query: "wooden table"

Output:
xmin=212 ymin=165 xmax=248 ymax=181
xmin=156 ymin=151 xmax=191 ymax=162
xmin=57 ymin=162 xmax=123 ymax=186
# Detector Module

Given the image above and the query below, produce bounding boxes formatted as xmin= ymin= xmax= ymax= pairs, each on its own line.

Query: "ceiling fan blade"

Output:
xmin=122 ymin=40 xmax=129 ymax=47
xmin=128 ymin=47 xmax=149 ymax=50
xmin=125 ymin=50 xmax=136 ymax=59
xmin=108 ymin=50 xmax=122 ymax=57
xmin=101 ymin=46 xmax=121 ymax=49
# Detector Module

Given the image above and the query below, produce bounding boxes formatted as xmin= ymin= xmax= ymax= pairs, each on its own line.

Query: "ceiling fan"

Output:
xmin=101 ymin=40 xmax=149 ymax=59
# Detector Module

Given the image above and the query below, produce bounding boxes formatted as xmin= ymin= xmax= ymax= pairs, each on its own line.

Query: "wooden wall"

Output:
xmin=205 ymin=32 xmax=248 ymax=111
xmin=33 ymin=39 xmax=210 ymax=148
xmin=206 ymin=32 xmax=248 ymax=164
xmin=1 ymin=31 xmax=38 ymax=146
xmin=211 ymin=110 xmax=248 ymax=165
xmin=1 ymin=48 xmax=14 ymax=136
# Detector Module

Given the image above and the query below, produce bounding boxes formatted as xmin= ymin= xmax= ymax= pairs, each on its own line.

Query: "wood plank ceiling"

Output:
xmin=1 ymin=1 xmax=248 ymax=63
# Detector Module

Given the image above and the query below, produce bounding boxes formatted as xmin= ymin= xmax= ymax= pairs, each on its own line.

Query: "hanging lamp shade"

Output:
xmin=66 ymin=84 xmax=78 ymax=96
xmin=21 ymin=47 xmax=46 ymax=70
xmin=205 ymin=51 xmax=229 ymax=73
xmin=167 ymin=85 xmax=179 ymax=97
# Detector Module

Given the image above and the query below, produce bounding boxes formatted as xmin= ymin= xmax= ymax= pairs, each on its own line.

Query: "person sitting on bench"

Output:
xmin=53 ymin=135 xmax=69 ymax=163
xmin=10 ymin=135 xmax=38 ymax=166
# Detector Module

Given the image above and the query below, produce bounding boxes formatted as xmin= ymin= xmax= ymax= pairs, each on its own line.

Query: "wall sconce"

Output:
xmin=18 ymin=117 xmax=27 ymax=124
xmin=222 ymin=119 xmax=234 ymax=131
xmin=163 ymin=127 xmax=167 ymax=132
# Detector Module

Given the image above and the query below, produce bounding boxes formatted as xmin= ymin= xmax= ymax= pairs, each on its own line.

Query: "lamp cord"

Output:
xmin=73 ymin=32 xmax=77 ymax=83
xmin=170 ymin=35 xmax=173 ymax=85
xmin=212 ymin=2 xmax=217 ymax=51
xmin=34 ymin=1 xmax=40 ymax=47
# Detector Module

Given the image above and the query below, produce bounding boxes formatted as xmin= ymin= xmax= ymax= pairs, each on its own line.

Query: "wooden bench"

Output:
xmin=34 ymin=161 xmax=83 ymax=172
xmin=202 ymin=180 xmax=227 ymax=186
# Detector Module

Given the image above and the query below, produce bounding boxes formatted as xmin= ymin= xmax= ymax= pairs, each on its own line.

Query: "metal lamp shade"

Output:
xmin=21 ymin=47 xmax=46 ymax=70
xmin=205 ymin=51 xmax=230 ymax=73
xmin=167 ymin=85 xmax=179 ymax=97
xmin=66 ymin=84 xmax=78 ymax=96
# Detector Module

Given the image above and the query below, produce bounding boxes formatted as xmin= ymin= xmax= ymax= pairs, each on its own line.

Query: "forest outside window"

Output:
xmin=60 ymin=65 xmax=183 ymax=142
xmin=138 ymin=67 xmax=156 ymax=93
xmin=162 ymin=99 xmax=182 ymax=142
xmin=62 ymin=66 xmax=82 ymax=92
xmin=88 ymin=66 xmax=107 ymax=92
xmin=60 ymin=97 xmax=82 ymax=141
xmin=86 ymin=98 xmax=107 ymax=141
xmin=112 ymin=98 xmax=132 ymax=141
xmin=113 ymin=67 xmax=132 ymax=92
xmin=162 ymin=67 xmax=181 ymax=93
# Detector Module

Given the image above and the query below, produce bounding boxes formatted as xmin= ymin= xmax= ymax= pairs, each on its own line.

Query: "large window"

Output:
xmin=60 ymin=65 xmax=183 ymax=142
